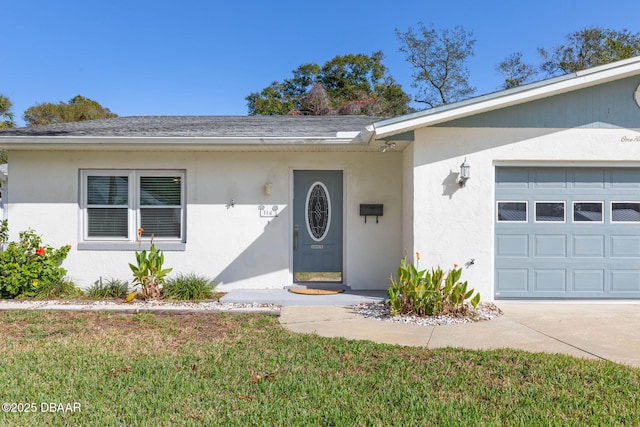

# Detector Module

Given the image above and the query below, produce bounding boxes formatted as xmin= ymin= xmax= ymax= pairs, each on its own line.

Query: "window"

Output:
xmin=535 ymin=201 xmax=565 ymax=222
xmin=82 ymin=170 xmax=185 ymax=243
xmin=611 ymin=202 xmax=640 ymax=223
xmin=497 ymin=201 xmax=527 ymax=222
xmin=573 ymin=202 xmax=603 ymax=223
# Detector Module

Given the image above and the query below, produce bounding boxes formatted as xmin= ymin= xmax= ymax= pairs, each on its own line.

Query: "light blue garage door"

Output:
xmin=495 ymin=167 xmax=640 ymax=299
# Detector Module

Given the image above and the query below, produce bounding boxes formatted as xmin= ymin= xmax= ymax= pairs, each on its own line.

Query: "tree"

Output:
xmin=23 ymin=95 xmax=117 ymax=126
xmin=396 ymin=23 xmax=476 ymax=107
xmin=246 ymin=52 xmax=412 ymax=116
xmin=0 ymin=95 xmax=15 ymax=129
xmin=0 ymin=95 xmax=15 ymax=163
xmin=539 ymin=27 xmax=640 ymax=76
xmin=496 ymin=52 xmax=538 ymax=89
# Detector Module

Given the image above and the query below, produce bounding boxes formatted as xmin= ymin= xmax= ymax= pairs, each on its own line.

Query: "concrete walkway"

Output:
xmin=220 ymin=288 xmax=387 ymax=306
xmin=277 ymin=302 xmax=640 ymax=368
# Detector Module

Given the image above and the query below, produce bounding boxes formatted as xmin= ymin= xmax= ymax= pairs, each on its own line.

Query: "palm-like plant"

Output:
xmin=128 ymin=235 xmax=172 ymax=300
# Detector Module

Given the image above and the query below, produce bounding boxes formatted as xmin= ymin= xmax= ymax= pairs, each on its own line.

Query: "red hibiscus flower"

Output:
xmin=35 ymin=246 xmax=45 ymax=256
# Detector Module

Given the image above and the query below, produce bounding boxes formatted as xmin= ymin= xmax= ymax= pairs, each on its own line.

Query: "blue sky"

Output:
xmin=3 ymin=0 xmax=639 ymax=126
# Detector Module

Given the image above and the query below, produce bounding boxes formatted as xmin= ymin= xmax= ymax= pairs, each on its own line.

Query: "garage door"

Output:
xmin=495 ymin=167 xmax=640 ymax=299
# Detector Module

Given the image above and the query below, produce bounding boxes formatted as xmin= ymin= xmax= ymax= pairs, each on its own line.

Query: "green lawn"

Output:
xmin=0 ymin=311 xmax=638 ymax=426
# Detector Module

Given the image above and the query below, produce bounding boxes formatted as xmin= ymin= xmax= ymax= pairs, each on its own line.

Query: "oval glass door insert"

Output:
xmin=305 ymin=181 xmax=331 ymax=242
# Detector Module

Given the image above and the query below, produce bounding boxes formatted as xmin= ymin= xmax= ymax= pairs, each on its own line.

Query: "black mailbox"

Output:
xmin=360 ymin=204 xmax=383 ymax=223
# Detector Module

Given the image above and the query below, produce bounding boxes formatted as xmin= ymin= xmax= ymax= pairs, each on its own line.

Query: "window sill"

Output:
xmin=77 ymin=242 xmax=186 ymax=251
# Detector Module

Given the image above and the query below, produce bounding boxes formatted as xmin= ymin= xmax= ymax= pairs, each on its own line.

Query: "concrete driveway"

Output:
xmin=278 ymin=302 xmax=640 ymax=368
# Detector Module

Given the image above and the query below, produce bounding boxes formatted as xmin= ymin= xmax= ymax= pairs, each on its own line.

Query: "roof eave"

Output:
xmin=0 ymin=134 xmax=367 ymax=150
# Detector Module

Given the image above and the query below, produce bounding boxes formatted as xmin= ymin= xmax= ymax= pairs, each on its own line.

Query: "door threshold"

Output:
xmin=287 ymin=283 xmax=351 ymax=291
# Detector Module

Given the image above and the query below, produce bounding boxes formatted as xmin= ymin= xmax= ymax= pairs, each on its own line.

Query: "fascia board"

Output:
xmin=0 ymin=135 xmax=366 ymax=149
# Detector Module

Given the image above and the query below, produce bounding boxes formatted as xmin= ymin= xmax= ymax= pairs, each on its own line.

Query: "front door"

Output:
xmin=293 ymin=170 xmax=343 ymax=282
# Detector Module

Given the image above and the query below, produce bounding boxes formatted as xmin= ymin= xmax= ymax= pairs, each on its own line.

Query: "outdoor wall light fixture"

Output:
xmin=458 ymin=158 xmax=471 ymax=187
xmin=264 ymin=182 xmax=272 ymax=196
xmin=379 ymin=142 xmax=397 ymax=152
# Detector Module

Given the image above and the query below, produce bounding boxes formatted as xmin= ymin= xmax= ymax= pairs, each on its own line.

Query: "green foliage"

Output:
xmin=539 ymin=27 xmax=640 ymax=75
xmin=0 ymin=224 xmax=71 ymax=299
xmin=87 ymin=277 xmax=130 ymax=299
xmin=500 ymin=27 xmax=640 ymax=89
xmin=246 ymin=51 xmax=412 ymax=116
xmin=32 ymin=277 xmax=84 ymax=299
xmin=396 ymin=22 xmax=476 ymax=107
xmin=23 ymin=95 xmax=117 ymax=126
xmin=163 ymin=273 xmax=216 ymax=301
xmin=0 ymin=94 xmax=16 ymax=129
xmin=0 ymin=219 xmax=8 ymax=243
xmin=128 ymin=237 xmax=172 ymax=300
xmin=387 ymin=255 xmax=480 ymax=316
xmin=496 ymin=51 xmax=538 ymax=89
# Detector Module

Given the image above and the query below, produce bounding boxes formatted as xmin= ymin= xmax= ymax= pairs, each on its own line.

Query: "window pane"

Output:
xmin=497 ymin=202 xmax=527 ymax=222
xmin=612 ymin=202 xmax=640 ymax=222
xmin=536 ymin=202 xmax=565 ymax=222
xmin=573 ymin=202 xmax=603 ymax=222
xmin=87 ymin=176 xmax=128 ymax=205
xmin=140 ymin=177 xmax=181 ymax=206
xmin=140 ymin=208 xmax=181 ymax=237
xmin=88 ymin=208 xmax=128 ymax=237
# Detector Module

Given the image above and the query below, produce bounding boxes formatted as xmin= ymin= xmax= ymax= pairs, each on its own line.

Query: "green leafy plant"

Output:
xmin=87 ymin=277 xmax=130 ymax=299
xmin=0 ymin=219 xmax=8 ymax=244
xmin=0 ymin=224 xmax=71 ymax=299
xmin=128 ymin=233 xmax=172 ymax=300
xmin=387 ymin=253 xmax=480 ymax=316
xmin=33 ymin=277 xmax=84 ymax=299
xmin=163 ymin=273 xmax=216 ymax=301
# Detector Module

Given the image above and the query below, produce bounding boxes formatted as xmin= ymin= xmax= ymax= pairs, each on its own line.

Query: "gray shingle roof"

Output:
xmin=0 ymin=116 xmax=383 ymax=138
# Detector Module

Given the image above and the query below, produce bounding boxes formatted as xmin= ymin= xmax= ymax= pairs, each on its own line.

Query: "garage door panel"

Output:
xmin=496 ymin=234 xmax=529 ymax=257
xmin=496 ymin=269 xmax=529 ymax=291
xmin=533 ymin=169 xmax=567 ymax=189
xmin=534 ymin=269 xmax=567 ymax=291
xmin=572 ymin=270 xmax=605 ymax=292
xmin=496 ymin=166 xmax=640 ymax=299
xmin=572 ymin=235 xmax=605 ymax=257
xmin=534 ymin=235 xmax=567 ymax=257
xmin=495 ymin=168 xmax=529 ymax=189
xmin=610 ymin=236 xmax=640 ymax=257
xmin=610 ymin=169 xmax=640 ymax=188
xmin=572 ymin=169 xmax=606 ymax=189
xmin=611 ymin=270 xmax=640 ymax=292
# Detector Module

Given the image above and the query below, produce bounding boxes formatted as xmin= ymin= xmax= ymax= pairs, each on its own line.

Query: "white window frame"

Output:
xmin=610 ymin=201 xmax=640 ymax=224
xmin=534 ymin=201 xmax=566 ymax=223
xmin=572 ymin=201 xmax=604 ymax=224
xmin=80 ymin=169 xmax=186 ymax=246
xmin=496 ymin=201 xmax=528 ymax=223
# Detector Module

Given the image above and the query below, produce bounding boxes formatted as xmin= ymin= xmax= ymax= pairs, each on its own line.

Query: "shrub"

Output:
xmin=0 ymin=219 xmax=8 ymax=244
xmin=0 ymin=223 xmax=71 ymax=299
xmin=163 ymin=273 xmax=215 ymax=301
xmin=387 ymin=253 xmax=480 ymax=316
xmin=87 ymin=278 xmax=130 ymax=299
xmin=33 ymin=278 xmax=84 ymax=299
xmin=128 ymin=232 xmax=172 ymax=300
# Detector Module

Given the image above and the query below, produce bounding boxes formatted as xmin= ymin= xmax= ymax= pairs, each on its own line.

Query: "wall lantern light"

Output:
xmin=458 ymin=158 xmax=470 ymax=187
xmin=264 ymin=182 xmax=273 ymax=195
xmin=379 ymin=142 xmax=397 ymax=153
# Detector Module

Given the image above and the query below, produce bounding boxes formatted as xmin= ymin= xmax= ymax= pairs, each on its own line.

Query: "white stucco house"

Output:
xmin=1 ymin=57 xmax=640 ymax=300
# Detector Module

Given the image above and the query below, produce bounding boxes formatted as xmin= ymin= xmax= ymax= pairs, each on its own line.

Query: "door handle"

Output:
xmin=293 ymin=225 xmax=299 ymax=251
